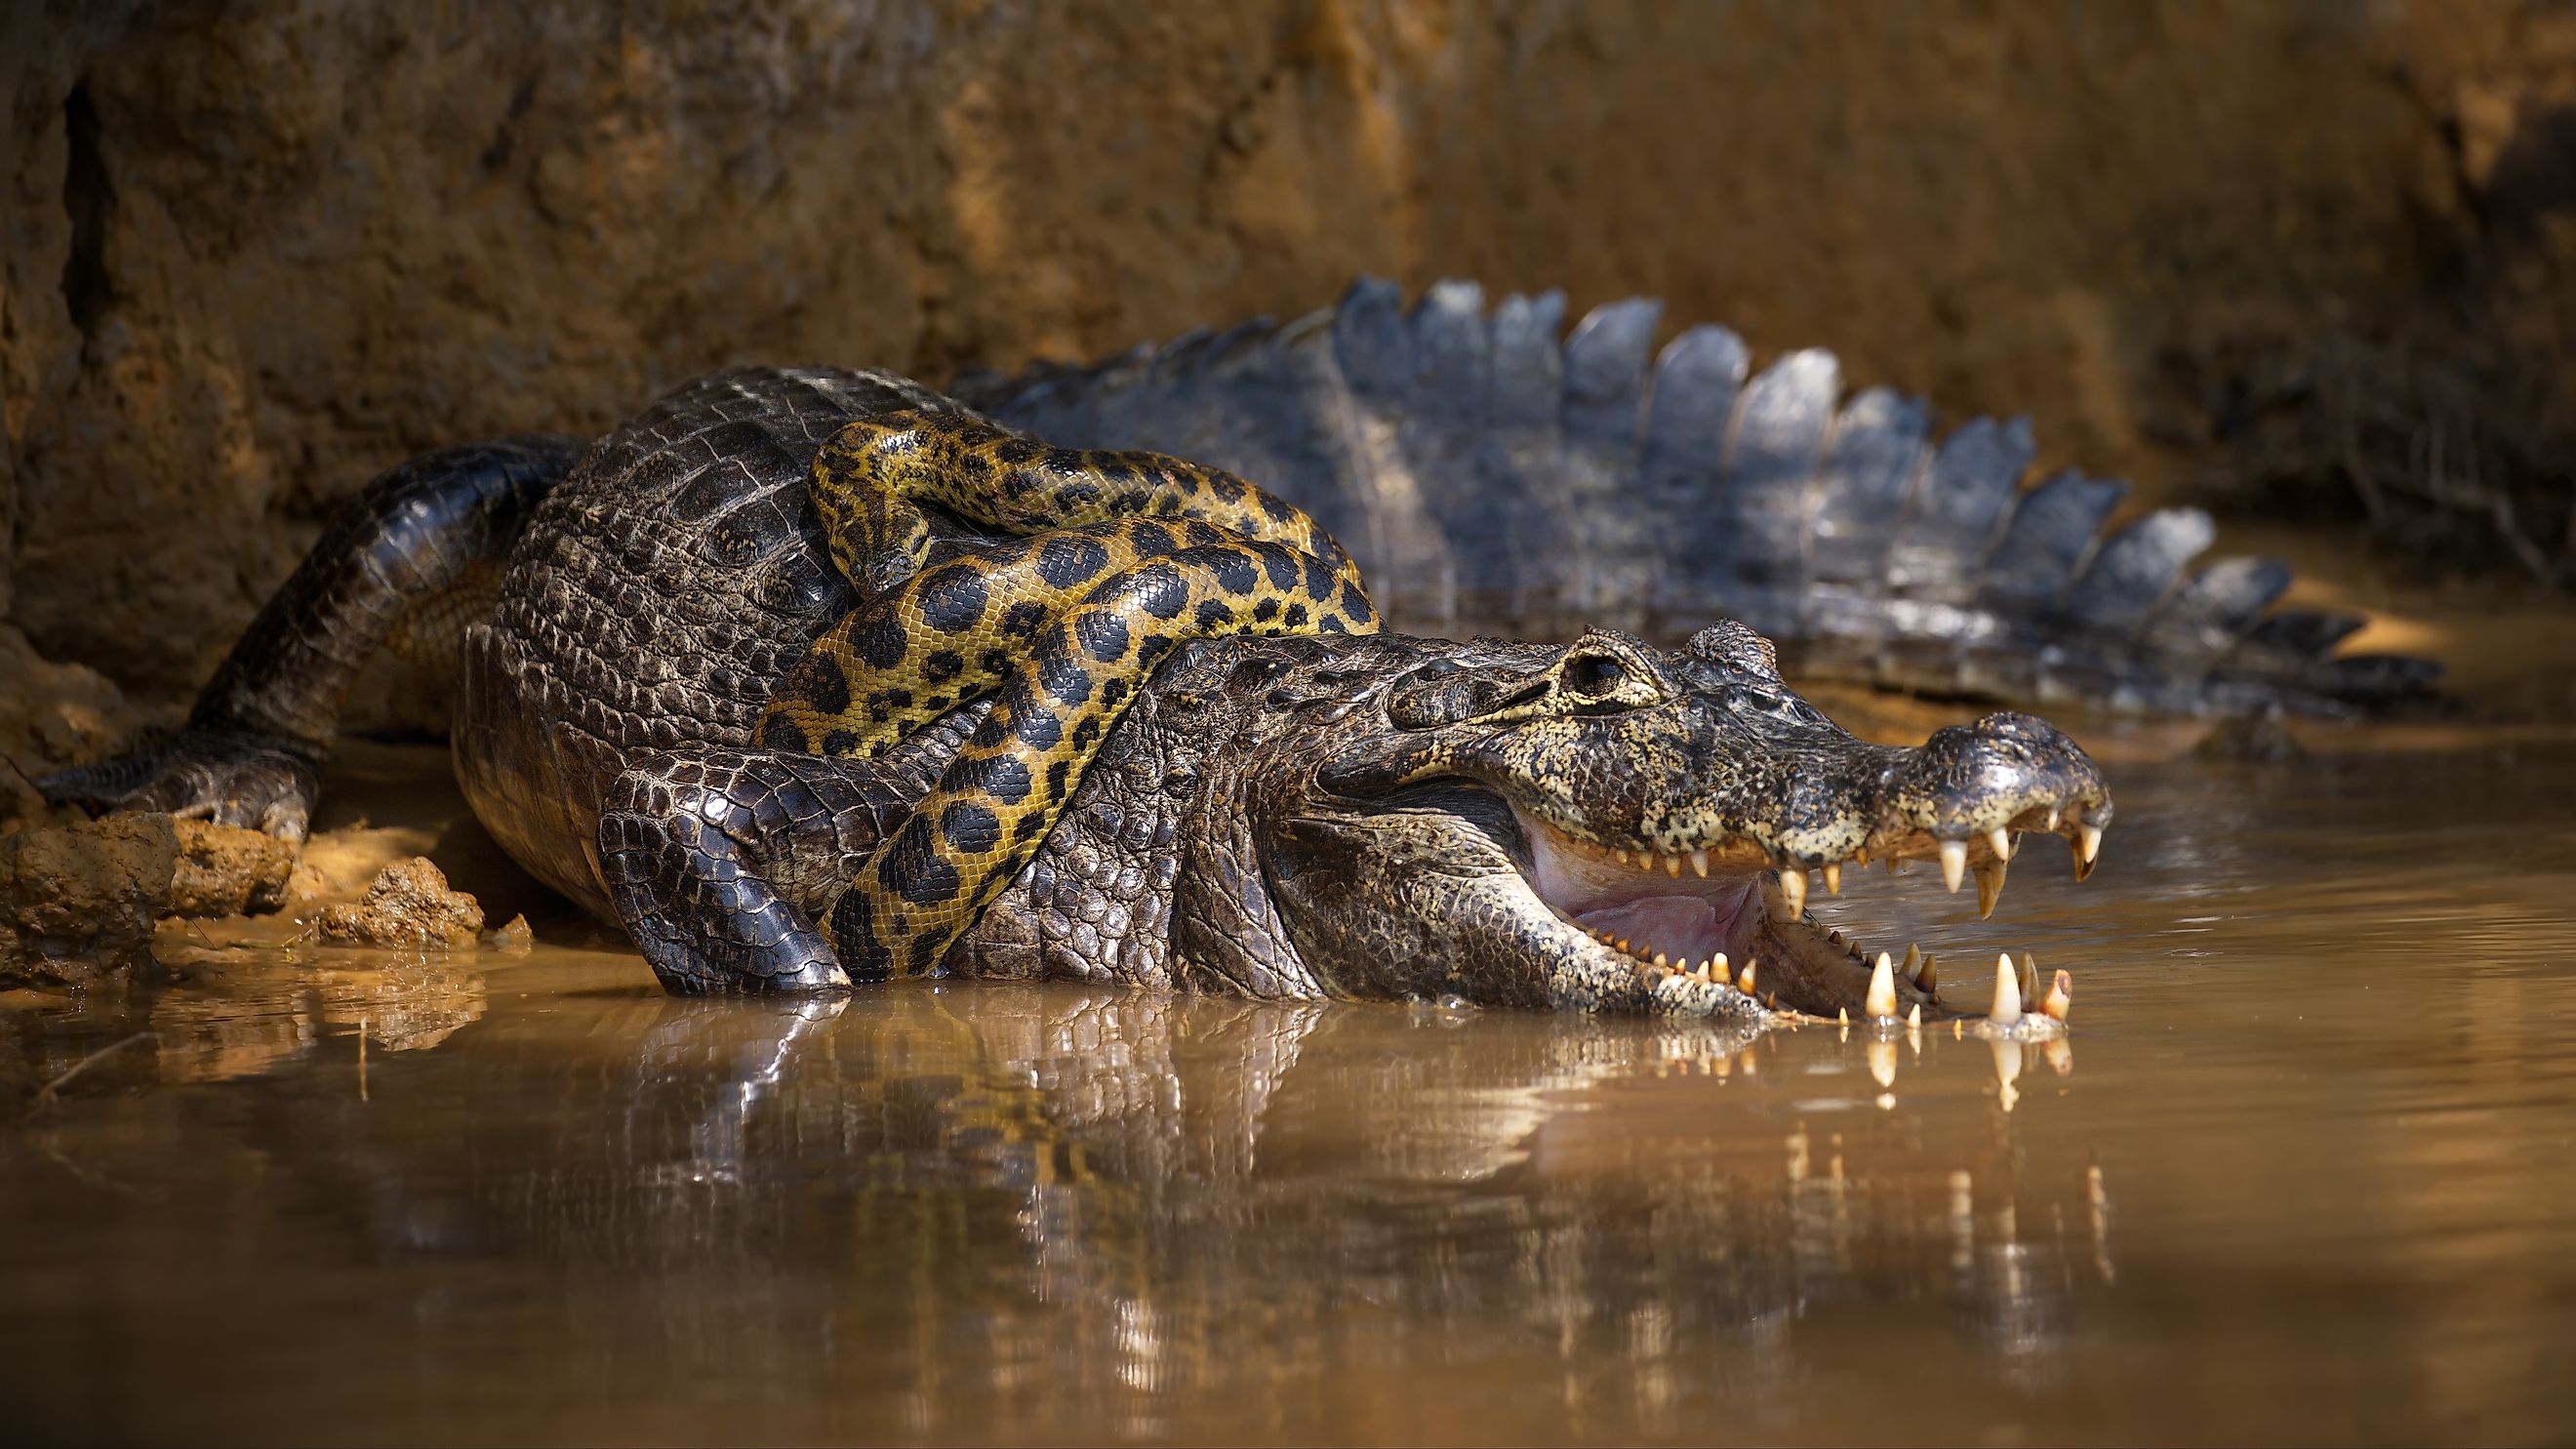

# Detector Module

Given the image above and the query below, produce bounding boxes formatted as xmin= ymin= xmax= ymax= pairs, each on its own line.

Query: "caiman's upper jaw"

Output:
xmin=1505 ymin=798 xmax=2104 ymax=1036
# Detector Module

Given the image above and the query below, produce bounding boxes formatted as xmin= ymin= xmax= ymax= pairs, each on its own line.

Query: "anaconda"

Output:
xmin=44 ymin=276 xmax=2411 ymax=1029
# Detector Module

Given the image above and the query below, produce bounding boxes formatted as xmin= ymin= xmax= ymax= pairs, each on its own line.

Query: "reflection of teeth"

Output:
xmin=1975 ymin=859 xmax=2007 ymax=920
xmin=1939 ymin=839 xmax=1967 ymax=893
xmin=1865 ymin=951 xmax=1898 ymax=1019
xmin=1990 ymin=952 xmax=2024 ymax=1025
xmin=1868 ymin=1036 xmax=1898 ymax=1089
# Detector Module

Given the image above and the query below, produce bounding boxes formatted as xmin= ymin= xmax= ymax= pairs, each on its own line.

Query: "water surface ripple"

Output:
xmin=6 ymin=741 xmax=2574 ymax=1444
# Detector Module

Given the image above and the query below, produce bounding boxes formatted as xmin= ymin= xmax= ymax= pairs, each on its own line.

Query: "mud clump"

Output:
xmin=317 ymin=857 xmax=484 ymax=950
xmin=484 ymin=913 xmax=534 ymax=955
xmin=0 ymin=814 xmax=179 ymax=988
xmin=168 ymin=819 xmax=300 ymax=917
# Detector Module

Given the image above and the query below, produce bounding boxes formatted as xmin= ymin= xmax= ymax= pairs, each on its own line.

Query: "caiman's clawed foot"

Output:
xmin=36 ymin=727 xmax=322 ymax=843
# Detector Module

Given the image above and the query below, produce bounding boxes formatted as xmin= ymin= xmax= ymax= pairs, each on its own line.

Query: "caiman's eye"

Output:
xmin=1563 ymin=653 xmax=1628 ymax=698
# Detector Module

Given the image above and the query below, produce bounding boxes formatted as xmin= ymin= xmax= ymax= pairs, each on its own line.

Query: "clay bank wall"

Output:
xmin=5 ymin=0 xmax=2571 ymax=779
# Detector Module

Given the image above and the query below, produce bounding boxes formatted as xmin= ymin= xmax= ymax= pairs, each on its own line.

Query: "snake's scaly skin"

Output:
xmin=759 ymin=411 xmax=1377 ymax=980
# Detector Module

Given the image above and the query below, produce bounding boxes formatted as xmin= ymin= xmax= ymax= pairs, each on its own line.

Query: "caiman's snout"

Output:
xmin=1287 ymin=626 xmax=2115 ymax=1033
xmin=1870 ymin=709 xmax=2113 ymax=904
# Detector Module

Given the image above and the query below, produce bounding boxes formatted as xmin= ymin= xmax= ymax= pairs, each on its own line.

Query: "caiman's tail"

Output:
xmin=953 ymin=278 xmax=2437 ymax=716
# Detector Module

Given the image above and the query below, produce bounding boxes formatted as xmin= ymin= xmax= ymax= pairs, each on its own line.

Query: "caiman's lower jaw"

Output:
xmin=1509 ymin=805 xmax=2093 ymax=1036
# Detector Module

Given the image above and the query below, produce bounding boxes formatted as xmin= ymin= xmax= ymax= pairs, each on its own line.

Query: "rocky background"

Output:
xmin=5 ymin=0 xmax=2575 ymax=794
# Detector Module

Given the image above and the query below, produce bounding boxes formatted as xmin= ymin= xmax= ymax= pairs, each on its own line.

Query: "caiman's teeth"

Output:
xmin=1690 ymin=849 xmax=1710 ymax=877
xmin=1975 ymin=858 xmax=2007 ymax=920
xmin=2018 ymin=951 xmax=2040 ymax=1005
xmin=1939 ymin=839 xmax=1968 ymax=893
xmin=1822 ymin=862 xmax=1842 ymax=896
xmin=2042 ymin=968 xmax=2073 ymax=1023
xmin=1738 ymin=960 xmax=1756 ymax=994
xmin=1987 ymin=826 xmax=2014 ymax=863
xmin=2044 ymin=805 xmax=2061 ymax=832
xmin=1653 ymin=950 xmax=1670 ymax=969
xmin=1991 ymin=952 xmax=2025 ymax=1025
xmin=2078 ymin=824 xmax=2103 ymax=866
xmin=1663 ymin=855 xmax=1682 ymax=878
xmin=1906 ymin=1002 xmax=1922 ymax=1029
xmin=1776 ymin=868 xmax=1807 ymax=920
xmin=1865 ymin=951 xmax=1899 ymax=1019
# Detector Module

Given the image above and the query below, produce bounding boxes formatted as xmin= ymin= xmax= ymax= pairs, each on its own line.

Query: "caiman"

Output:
xmin=37 ymin=280 xmax=2433 ymax=1029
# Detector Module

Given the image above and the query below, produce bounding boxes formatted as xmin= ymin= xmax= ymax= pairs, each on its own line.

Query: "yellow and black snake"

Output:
xmin=755 ymin=411 xmax=1379 ymax=980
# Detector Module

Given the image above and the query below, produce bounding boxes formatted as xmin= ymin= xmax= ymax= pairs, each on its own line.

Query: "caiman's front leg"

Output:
xmin=599 ymin=704 xmax=991 ymax=994
xmin=599 ymin=749 xmax=902 ymax=994
xmin=39 ymin=436 xmax=582 ymax=840
xmin=612 ymin=409 xmax=1378 ymax=994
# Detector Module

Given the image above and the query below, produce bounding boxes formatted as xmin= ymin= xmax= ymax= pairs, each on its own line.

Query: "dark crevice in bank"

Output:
xmin=60 ymin=81 xmax=115 ymax=345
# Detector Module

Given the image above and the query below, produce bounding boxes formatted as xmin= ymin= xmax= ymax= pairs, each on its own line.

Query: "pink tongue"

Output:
xmin=1575 ymin=898 xmax=1725 ymax=960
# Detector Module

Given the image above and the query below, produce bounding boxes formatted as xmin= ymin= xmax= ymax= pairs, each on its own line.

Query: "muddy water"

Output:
xmin=6 ymin=736 xmax=2576 ymax=1445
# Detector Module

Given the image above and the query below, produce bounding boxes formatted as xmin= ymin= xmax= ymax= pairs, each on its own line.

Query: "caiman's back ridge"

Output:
xmin=955 ymin=278 xmax=2437 ymax=715
xmin=42 ymin=272 xmax=2422 ymax=1027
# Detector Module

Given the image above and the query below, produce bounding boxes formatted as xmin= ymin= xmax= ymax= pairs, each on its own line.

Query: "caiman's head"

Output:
xmin=1173 ymin=622 xmax=2109 ymax=1031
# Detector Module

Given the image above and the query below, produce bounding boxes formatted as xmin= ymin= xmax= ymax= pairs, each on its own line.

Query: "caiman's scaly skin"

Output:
xmin=43 ymin=274 xmax=2405 ymax=1028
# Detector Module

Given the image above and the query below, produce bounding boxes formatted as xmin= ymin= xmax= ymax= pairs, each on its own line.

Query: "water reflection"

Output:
xmin=4 ymin=956 xmax=2118 ymax=1442
xmin=11 ymin=742 xmax=2576 ymax=1442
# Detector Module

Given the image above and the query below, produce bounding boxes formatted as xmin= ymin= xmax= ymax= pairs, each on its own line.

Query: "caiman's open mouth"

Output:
xmin=1503 ymin=800 xmax=2100 ymax=1037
